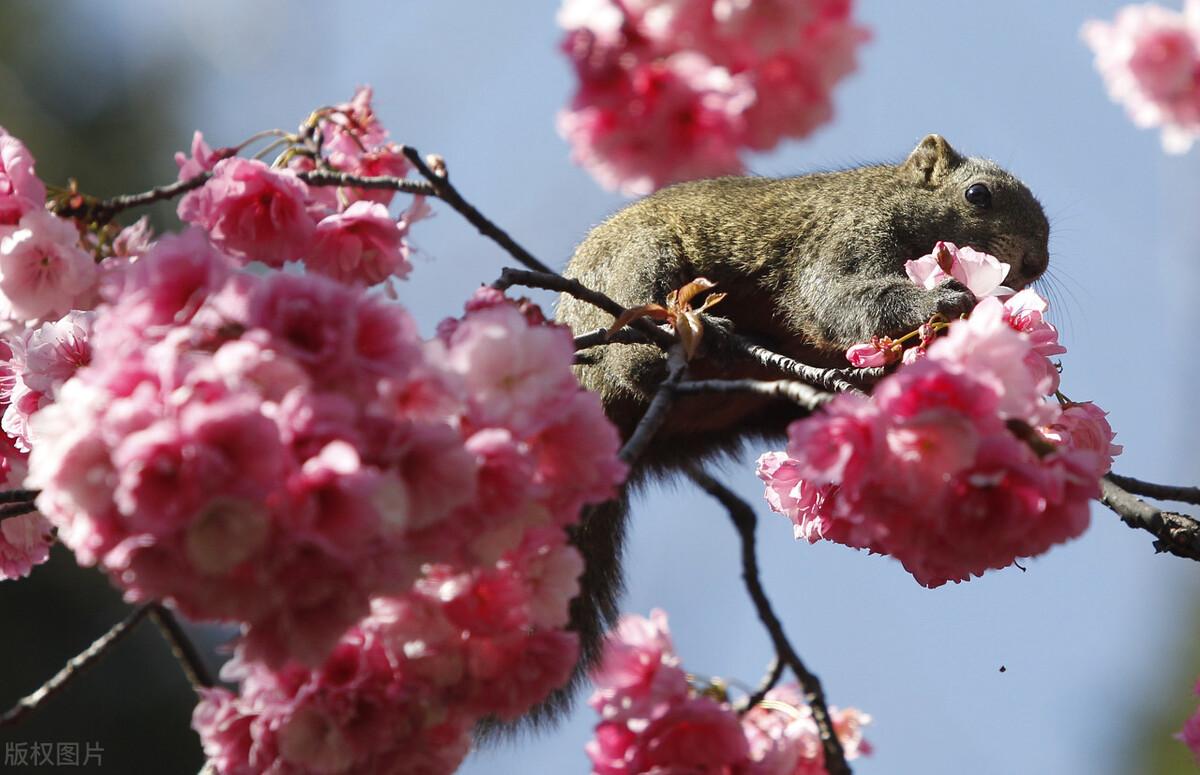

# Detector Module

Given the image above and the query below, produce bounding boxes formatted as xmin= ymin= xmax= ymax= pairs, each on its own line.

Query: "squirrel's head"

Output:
xmin=901 ymin=134 xmax=1050 ymax=290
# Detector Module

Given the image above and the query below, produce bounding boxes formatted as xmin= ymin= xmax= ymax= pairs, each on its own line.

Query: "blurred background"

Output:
xmin=0 ymin=1 xmax=1198 ymax=772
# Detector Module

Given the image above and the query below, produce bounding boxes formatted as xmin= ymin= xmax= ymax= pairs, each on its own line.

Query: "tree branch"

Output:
xmin=1105 ymin=472 xmax=1200 ymax=507
xmin=573 ymin=326 xmax=650 ymax=351
xmin=495 ymin=267 xmax=677 ymax=350
xmin=720 ymin=335 xmax=880 ymax=395
xmin=0 ymin=501 xmax=39 ymax=520
xmin=619 ymin=347 xmax=688 ymax=466
xmin=674 ymin=378 xmax=834 ymax=411
xmin=736 ymin=654 xmax=784 ymax=714
xmin=400 ymin=146 xmax=556 ymax=274
xmin=148 ymin=605 xmax=214 ymax=693
xmin=297 ymin=169 xmax=437 ymax=197
xmin=0 ymin=605 xmax=152 ymax=727
xmin=0 ymin=488 xmax=39 ymax=504
xmin=52 ymin=172 xmax=212 ymax=225
xmin=687 ymin=468 xmax=850 ymax=775
xmin=1099 ymin=476 xmax=1200 ymax=561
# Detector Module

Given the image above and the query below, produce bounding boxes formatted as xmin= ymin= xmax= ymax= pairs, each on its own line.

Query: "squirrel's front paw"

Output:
xmin=926 ymin=279 xmax=976 ymax=322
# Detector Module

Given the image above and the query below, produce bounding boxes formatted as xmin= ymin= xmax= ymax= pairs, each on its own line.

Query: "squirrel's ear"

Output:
xmin=903 ymin=134 xmax=964 ymax=184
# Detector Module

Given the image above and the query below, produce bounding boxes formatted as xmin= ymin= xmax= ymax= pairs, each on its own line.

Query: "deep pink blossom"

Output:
xmin=178 ymin=157 xmax=315 ymax=266
xmin=1180 ymin=679 xmax=1200 ymax=763
xmin=1041 ymin=402 xmax=1123 ymax=473
xmin=0 ymin=210 xmax=96 ymax=322
xmin=0 ymin=129 xmax=47 ymax=227
xmin=2 ymin=310 xmax=94 ymax=450
xmin=742 ymin=684 xmax=872 ymax=775
xmin=174 ymin=130 xmax=225 ymax=181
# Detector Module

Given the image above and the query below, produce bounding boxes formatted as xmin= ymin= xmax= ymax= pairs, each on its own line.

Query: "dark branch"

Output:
xmin=149 ymin=605 xmax=214 ymax=693
xmin=495 ymin=267 xmax=677 ymax=350
xmin=1099 ymin=476 xmax=1200 ymax=561
xmin=687 ymin=467 xmax=851 ymax=775
xmin=573 ymin=326 xmax=650 ymax=351
xmin=53 ymin=172 xmax=212 ymax=225
xmin=297 ymin=169 xmax=437 ymax=197
xmin=736 ymin=654 xmax=784 ymax=714
xmin=0 ymin=605 xmax=152 ymax=727
xmin=0 ymin=488 xmax=39 ymax=504
xmin=1106 ymin=472 xmax=1200 ymax=507
xmin=619 ymin=348 xmax=688 ymax=466
xmin=674 ymin=378 xmax=834 ymax=411
xmin=722 ymin=336 xmax=879 ymax=395
xmin=400 ymin=146 xmax=556 ymax=274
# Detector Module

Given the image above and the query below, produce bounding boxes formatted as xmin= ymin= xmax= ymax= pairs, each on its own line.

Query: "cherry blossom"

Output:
xmin=0 ymin=210 xmax=97 ymax=323
xmin=0 ymin=128 xmax=47 ymax=227
xmin=1083 ymin=1 xmax=1200 ymax=152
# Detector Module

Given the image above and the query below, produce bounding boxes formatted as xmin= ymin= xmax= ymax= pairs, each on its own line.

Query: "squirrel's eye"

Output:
xmin=965 ymin=183 xmax=992 ymax=208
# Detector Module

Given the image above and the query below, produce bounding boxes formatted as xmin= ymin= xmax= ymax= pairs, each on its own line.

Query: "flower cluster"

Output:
xmin=762 ymin=286 xmax=1120 ymax=588
xmin=558 ymin=0 xmax=870 ymax=194
xmin=177 ymin=87 xmax=427 ymax=286
xmin=587 ymin=609 xmax=871 ymax=774
xmin=0 ymin=129 xmax=97 ymax=322
xmin=1083 ymin=1 xmax=1200 ymax=153
xmin=1179 ymin=679 xmax=1200 ymax=762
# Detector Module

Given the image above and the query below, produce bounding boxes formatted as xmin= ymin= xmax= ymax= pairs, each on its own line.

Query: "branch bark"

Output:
xmin=1099 ymin=476 xmax=1200 ymax=561
xmin=687 ymin=467 xmax=851 ymax=775
xmin=0 ymin=605 xmax=152 ymax=727
xmin=674 ymin=378 xmax=834 ymax=411
xmin=619 ymin=348 xmax=688 ymax=466
xmin=1105 ymin=472 xmax=1200 ymax=507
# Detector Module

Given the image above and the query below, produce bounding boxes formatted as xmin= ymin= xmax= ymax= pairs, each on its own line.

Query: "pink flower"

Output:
xmin=173 ymin=130 xmax=225 ymax=181
xmin=178 ymin=157 xmax=315 ymax=266
xmin=559 ymin=0 xmax=867 ymax=192
xmin=0 ymin=511 xmax=53 ymax=580
xmin=0 ymin=129 xmax=47 ymax=227
xmin=1083 ymin=3 xmax=1200 ymax=152
xmin=1041 ymin=402 xmax=1123 ymax=473
xmin=0 ymin=210 xmax=96 ymax=322
xmin=905 ymin=241 xmax=1012 ymax=298
xmin=742 ymin=684 xmax=872 ymax=775
xmin=2 ymin=310 xmax=95 ymax=450
xmin=845 ymin=337 xmax=896 ymax=368
xmin=560 ymin=52 xmax=753 ymax=195
xmin=307 ymin=201 xmax=412 ymax=285
xmin=637 ymin=695 xmax=749 ymax=770
xmin=783 ymin=393 xmax=876 ymax=486
xmin=1179 ymin=679 xmax=1200 ymax=762
xmin=589 ymin=609 xmax=690 ymax=723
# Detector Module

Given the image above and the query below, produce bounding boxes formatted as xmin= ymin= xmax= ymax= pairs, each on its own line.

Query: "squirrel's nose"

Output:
xmin=1020 ymin=251 xmax=1048 ymax=279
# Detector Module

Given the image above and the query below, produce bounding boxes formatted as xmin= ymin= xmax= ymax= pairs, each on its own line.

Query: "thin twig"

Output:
xmin=148 ymin=605 xmax=214 ymax=693
xmin=573 ymin=327 xmax=650 ymax=350
xmin=736 ymin=655 xmax=784 ymax=714
xmin=0 ymin=605 xmax=153 ymax=727
xmin=495 ymin=267 xmax=677 ymax=350
xmin=53 ymin=172 xmax=212 ymax=225
xmin=297 ymin=169 xmax=437 ymax=197
xmin=0 ymin=488 xmax=39 ymax=504
xmin=400 ymin=146 xmax=556 ymax=274
xmin=687 ymin=468 xmax=851 ymax=775
xmin=618 ymin=348 xmax=688 ymax=466
xmin=1099 ymin=476 xmax=1200 ymax=561
xmin=674 ymin=378 xmax=834 ymax=411
xmin=1106 ymin=472 xmax=1200 ymax=507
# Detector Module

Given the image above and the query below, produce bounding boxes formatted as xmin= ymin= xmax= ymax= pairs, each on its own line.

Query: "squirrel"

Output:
xmin=541 ymin=134 xmax=1051 ymax=722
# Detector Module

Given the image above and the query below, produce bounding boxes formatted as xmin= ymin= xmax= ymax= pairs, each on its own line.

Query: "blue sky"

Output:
xmin=37 ymin=1 xmax=1200 ymax=772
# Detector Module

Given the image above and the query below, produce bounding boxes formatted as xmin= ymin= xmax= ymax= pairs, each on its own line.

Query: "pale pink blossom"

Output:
xmin=590 ymin=609 xmax=690 ymax=723
xmin=0 ymin=511 xmax=53 ymax=580
xmin=905 ymin=241 xmax=1012 ymax=298
xmin=1083 ymin=2 xmax=1200 ymax=152
xmin=742 ymin=685 xmax=872 ymax=775
xmin=2 ymin=310 xmax=94 ymax=450
xmin=307 ymin=201 xmax=412 ymax=285
xmin=1041 ymin=402 xmax=1123 ymax=472
xmin=845 ymin=338 xmax=896 ymax=368
xmin=0 ymin=129 xmax=47 ymax=226
xmin=178 ymin=157 xmax=315 ymax=266
xmin=0 ymin=210 xmax=97 ymax=322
